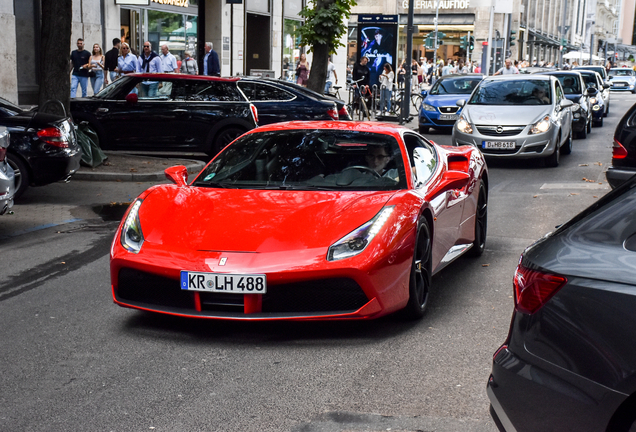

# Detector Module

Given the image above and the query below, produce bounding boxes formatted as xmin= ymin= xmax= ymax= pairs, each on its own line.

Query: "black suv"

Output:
xmin=607 ymin=102 xmax=636 ymax=188
xmin=71 ymin=74 xmax=258 ymax=156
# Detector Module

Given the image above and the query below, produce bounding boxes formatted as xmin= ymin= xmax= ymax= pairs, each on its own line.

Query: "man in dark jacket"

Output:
xmin=204 ymin=42 xmax=221 ymax=76
xmin=104 ymin=38 xmax=120 ymax=85
xmin=352 ymin=56 xmax=370 ymax=87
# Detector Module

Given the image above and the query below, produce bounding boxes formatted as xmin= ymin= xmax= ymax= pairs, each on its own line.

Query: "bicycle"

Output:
xmin=347 ymin=78 xmax=371 ymax=121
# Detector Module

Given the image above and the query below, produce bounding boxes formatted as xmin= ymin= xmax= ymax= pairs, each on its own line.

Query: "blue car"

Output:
xmin=418 ymin=74 xmax=483 ymax=134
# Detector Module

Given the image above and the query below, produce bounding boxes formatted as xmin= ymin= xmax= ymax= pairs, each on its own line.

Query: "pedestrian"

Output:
xmin=138 ymin=41 xmax=162 ymax=97
xmin=180 ymin=52 xmax=198 ymax=75
xmin=397 ymin=60 xmax=406 ymax=88
xmin=203 ymin=42 xmax=220 ymax=76
xmin=324 ymin=56 xmax=338 ymax=94
xmin=116 ymin=42 xmax=139 ymax=78
xmin=104 ymin=38 xmax=120 ymax=86
xmin=494 ymin=58 xmax=519 ymax=75
xmin=411 ymin=59 xmax=420 ymax=91
xmin=441 ymin=59 xmax=451 ymax=76
xmin=70 ymin=38 xmax=91 ymax=98
xmin=88 ymin=43 xmax=105 ymax=94
xmin=296 ymin=53 xmax=310 ymax=87
xmin=352 ymin=56 xmax=371 ymax=109
xmin=159 ymin=44 xmax=179 ymax=73
xmin=378 ymin=63 xmax=394 ymax=115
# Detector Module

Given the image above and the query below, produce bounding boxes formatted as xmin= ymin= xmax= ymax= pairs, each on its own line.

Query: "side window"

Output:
xmin=237 ymin=82 xmax=255 ymax=100
xmin=403 ymin=133 xmax=437 ymax=184
xmin=184 ymin=82 xmax=243 ymax=102
xmin=555 ymin=82 xmax=563 ymax=103
xmin=251 ymin=84 xmax=295 ymax=101
xmin=135 ymin=80 xmax=174 ymax=101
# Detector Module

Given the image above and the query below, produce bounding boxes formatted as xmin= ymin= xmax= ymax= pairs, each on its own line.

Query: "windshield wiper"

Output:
xmin=192 ymin=181 xmax=237 ymax=188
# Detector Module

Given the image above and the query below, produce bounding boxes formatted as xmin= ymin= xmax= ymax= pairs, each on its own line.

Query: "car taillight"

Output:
xmin=250 ymin=104 xmax=259 ymax=124
xmin=327 ymin=105 xmax=338 ymax=121
xmin=513 ymin=262 xmax=567 ymax=314
xmin=37 ymin=127 xmax=68 ymax=148
xmin=612 ymin=137 xmax=628 ymax=159
xmin=338 ymin=105 xmax=349 ymax=119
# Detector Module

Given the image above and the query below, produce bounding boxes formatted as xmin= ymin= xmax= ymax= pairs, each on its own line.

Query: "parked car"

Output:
xmin=608 ymin=67 xmax=636 ymax=93
xmin=418 ymin=74 xmax=483 ymax=133
xmin=70 ymin=74 xmax=258 ymax=156
xmin=0 ymin=97 xmax=81 ymax=199
xmin=110 ymin=121 xmax=488 ymax=321
xmin=577 ymin=70 xmax=608 ymax=126
xmin=239 ymin=78 xmax=352 ymax=121
xmin=606 ymin=101 xmax=636 ymax=188
xmin=488 ymin=173 xmax=636 ymax=432
xmin=452 ymin=75 xmax=573 ymax=167
xmin=574 ymin=66 xmax=611 ymax=116
xmin=0 ymin=127 xmax=15 ymax=214
xmin=537 ymin=71 xmax=592 ymax=138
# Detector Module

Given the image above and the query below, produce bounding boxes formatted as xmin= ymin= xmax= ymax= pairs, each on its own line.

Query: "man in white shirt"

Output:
xmin=138 ymin=42 xmax=162 ymax=97
xmin=324 ymin=57 xmax=338 ymax=94
xmin=494 ymin=59 xmax=519 ymax=75
xmin=159 ymin=45 xmax=179 ymax=73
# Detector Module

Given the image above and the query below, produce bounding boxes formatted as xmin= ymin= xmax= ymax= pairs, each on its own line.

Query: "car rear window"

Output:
xmin=555 ymin=75 xmax=581 ymax=94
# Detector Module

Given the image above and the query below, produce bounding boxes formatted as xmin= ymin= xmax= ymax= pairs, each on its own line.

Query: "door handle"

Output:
xmin=96 ymin=108 xmax=109 ymax=113
xmin=172 ymin=109 xmax=188 ymax=113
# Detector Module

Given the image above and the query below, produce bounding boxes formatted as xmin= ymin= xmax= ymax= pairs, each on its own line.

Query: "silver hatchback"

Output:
xmin=452 ymin=75 xmax=574 ymax=167
xmin=0 ymin=126 xmax=15 ymax=214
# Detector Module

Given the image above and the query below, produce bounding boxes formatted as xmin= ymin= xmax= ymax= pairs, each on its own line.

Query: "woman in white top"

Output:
xmin=88 ymin=43 xmax=105 ymax=94
xmin=378 ymin=63 xmax=394 ymax=115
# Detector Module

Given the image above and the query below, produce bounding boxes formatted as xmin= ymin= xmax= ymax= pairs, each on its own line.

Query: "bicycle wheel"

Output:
xmin=359 ymin=97 xmax=370 ymax=121
xmin=411 ymin=94 xmax=423 ymax=115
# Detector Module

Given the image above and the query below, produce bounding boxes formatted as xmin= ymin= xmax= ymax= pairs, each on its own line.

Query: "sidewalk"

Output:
xmin=73 ymin=152 xmax=207 ymax=182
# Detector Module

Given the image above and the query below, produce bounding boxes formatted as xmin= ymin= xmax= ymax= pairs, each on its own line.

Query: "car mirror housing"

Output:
xmin=603 ymin=82 xmax=611 ymax=89
xmin=420 ymin=89 xmax=428 ymax=97
xmin=125 ymin=93 xmax=138 ymax=104
xmin=456 ymin=99 xmax=466 ymax=107
xmin=560 ymin=99 xmax=574 ymax=109
xmin=586 ymin=87 xmax=598 ymax=96
xmin=165 ymin=165 xmax=188 ymax=186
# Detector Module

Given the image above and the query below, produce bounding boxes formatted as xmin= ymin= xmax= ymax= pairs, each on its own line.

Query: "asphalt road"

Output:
xmin=0 ymin=94 xmax=632 ymax=432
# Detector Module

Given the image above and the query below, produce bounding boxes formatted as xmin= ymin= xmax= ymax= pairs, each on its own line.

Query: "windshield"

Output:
xmin=430 ymin=77 xmax=482 ymax=95
xmin=609 ymin=69 xmax=635 ymax=77
xmin=194 ymin=130 xmax=407 ymax=191
xmin=555 ymin=75 xmax=581 ymax=94
xmin=469 ymin=79 xmax=552 ymax=105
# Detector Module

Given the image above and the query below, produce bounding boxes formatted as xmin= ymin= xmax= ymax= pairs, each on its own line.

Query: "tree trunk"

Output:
xmin=39 ymin=0 xmax=72 ymax=116
xmin=307 ymin=43 xmax=330 ymax=94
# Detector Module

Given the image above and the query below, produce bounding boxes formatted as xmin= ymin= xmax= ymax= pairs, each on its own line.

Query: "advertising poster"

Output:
xmin=357 ymin=16 xmax=398 ymax=89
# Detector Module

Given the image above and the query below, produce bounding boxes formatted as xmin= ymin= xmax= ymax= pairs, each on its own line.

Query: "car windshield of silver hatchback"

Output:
xmin=468 ymin=79 xmax=552 ymax=105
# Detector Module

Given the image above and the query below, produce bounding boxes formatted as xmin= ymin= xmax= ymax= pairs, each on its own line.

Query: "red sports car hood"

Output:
xmin=138 ymin=186 xmax=395 ymax=252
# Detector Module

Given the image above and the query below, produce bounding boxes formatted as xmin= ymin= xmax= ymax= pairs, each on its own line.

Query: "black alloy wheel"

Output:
xmin=469 ymin=182 xmax=487 ymax=257
xmin=212 ymin=127 xmax=245 ymax=156
xmin=402 ymin=219 xmax=432 ymax=319
xmin=545 ymin=134 xmax=561 ymax=167
xmin=6 ymin=153 xmax=29 ymax=199
xmin=560 ymin=128 xmax=573 ymax=155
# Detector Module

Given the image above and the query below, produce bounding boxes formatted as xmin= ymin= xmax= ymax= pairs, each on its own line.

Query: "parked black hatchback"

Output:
xmin=488 ymin=175 xmax=636 ymax=432
xmin=0 ymin=97 xmax=81 ymax=199
xmin=71 ymin=74 xmax=258 ymax=156
xmin=607 ymin=101 xmax=636 ymax=188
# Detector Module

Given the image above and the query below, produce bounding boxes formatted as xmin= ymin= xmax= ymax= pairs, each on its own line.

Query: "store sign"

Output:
xmin=151 ymin=0 xmax=189 ymax=7
xmin=401 ymin=0 xmax=470 ymax=9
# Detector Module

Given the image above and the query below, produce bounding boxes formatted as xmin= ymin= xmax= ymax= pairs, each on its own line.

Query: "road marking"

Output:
xmin=540 ymin=182 xmax=609 ymax=190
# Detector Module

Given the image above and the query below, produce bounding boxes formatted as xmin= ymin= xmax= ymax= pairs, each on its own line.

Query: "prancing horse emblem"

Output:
xmin=219 ymin=257 xmax=227 ymax=266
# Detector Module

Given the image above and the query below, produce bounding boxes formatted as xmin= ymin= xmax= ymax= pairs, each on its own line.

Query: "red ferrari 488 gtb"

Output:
xmin=111 ymin=121 xmax=488 ymax=321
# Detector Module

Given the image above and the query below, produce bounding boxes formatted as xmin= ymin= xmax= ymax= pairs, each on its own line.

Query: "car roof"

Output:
xmin=128 ymin=73 xmax=240 ymax=82
xmin=483 ymin=74 xmax=552 ymax=81
xmin=246 ymin=120 xmax=411 ymax=138
xmin=437 ymin=73 xmax=484 ymax=80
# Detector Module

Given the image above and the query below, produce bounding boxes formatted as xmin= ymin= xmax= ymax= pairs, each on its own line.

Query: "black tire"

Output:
xmin=402 ymin=219 xmax=432 ymax=320
xmin=419 ymin=126 xmax=429 ymax=134
xmin=560 ymin=129 xmax=573 ymax=155
xmin=210 ymin=127 xmax=245 ymax=156
xmin=469 ymin=182 xmax=487 ymax=257
xmin=544 ymin=135 xmax=560 ymax=167
xmin=577 ymin=123 xmax=587 ymax=139
xmin=6 ymin=153 xmax=30 ymax=200
xmin=604 ymin=102 xmax=609 ymax=117
xmin=594 ymin=115 xmax=604 ymax=127
xmin=586 ymin=117 xmax=592 ymax=133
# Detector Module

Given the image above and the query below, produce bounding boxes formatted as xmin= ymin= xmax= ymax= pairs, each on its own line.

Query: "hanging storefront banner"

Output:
xmin=357 ymin=15 xmax=398 ymax=89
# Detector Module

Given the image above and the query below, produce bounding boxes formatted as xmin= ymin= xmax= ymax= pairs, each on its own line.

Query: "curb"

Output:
xmin=73 ymin=159 xmax=207 ymax=182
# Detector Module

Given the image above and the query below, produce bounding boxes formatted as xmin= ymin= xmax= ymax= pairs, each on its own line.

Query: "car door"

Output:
xmin=237 ymin=81 xmax=302 ymax=125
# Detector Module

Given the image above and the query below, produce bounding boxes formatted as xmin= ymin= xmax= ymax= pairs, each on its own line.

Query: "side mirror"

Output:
xmin=125 ymin=93 xmax=138 ymax=104
xmin=603 ymin=81 xmax=611 ymax=89
xmin=456 ymin=99 xmax=466 ymax=107
xmin=560 ymin=99 xmax=574 ymax=109
xmin=420 ymin=89 xmax=428 ymax=97
xmin=440 ymin=170 xmax=470 ymax=192
xmin=165 ymin=165 xmax=188 ymax=187
xmin=586 ymin=87 xmax=598 ymax=96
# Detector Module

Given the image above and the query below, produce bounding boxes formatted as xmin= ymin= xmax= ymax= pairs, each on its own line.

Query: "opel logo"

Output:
xmin=496 ymin=126 xmax=504 ymax=134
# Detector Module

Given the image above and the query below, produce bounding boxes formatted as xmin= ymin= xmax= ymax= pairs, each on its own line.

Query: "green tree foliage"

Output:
xmin=297 ymin=0 xmax=357 ymax=94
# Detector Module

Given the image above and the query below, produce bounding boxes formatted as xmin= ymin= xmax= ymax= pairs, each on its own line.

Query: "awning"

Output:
xmin=563 ymin=51 xmax=602 ymax=61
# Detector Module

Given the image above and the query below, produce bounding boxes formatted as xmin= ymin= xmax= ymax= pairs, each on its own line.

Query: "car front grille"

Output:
xmin=476 ymin=125 xmax=526 ymax=137
xmin=480 ymin=147 xmax=519 ymax=155
xmin=438 ymin=106 xmax=459 ymax=114
xmin=116 ymin=268 xmax=369 ymax=316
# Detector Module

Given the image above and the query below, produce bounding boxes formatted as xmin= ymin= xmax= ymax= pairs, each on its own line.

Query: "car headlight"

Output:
xmin=589 ymin=97 xmax=597 ymax=104
xmin=456 ymin=116 xmax=473 ymax=134
xmin=422 ymin=103 xmax=436 ymax=112
xmin=529 ymin=116 xmax=551 ymax=134
xmin=327 ymin=206 xmax=394 ymax=261
xmin=121 ymin=199 xmax=144 ymax=253
xmin=571 ymin=103 xmax=580 ymax=112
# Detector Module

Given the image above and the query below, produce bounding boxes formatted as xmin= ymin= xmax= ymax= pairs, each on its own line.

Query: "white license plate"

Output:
xmin=180 ymin=271 xmax=267 ymax=294
xmin=439 ymin=114 xmax=459 ymax=120
xmin=483 ymin=141 xmax=516 ymax=150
